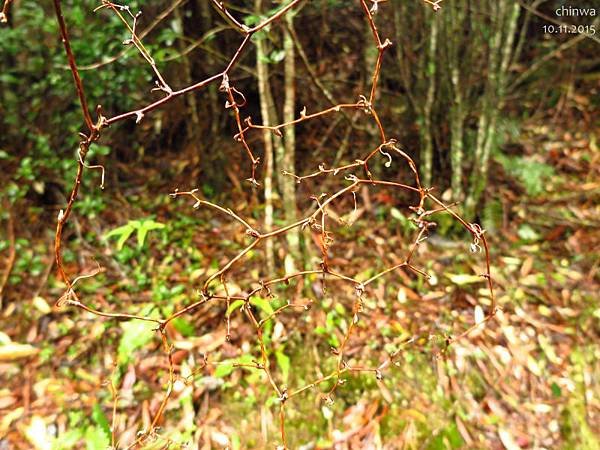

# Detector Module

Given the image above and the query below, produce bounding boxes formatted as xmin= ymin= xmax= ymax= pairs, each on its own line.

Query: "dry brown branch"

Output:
xmin=49 ymin=0 xmax=496 ymax=446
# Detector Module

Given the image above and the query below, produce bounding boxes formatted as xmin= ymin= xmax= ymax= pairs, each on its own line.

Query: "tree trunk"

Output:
xmin=465 ymin=0 xmax=520 ymax=219
xmin=420 ymin=11 xmax=438 ymax=188
xmin=281 ymin=13 xmax=300 ymax=273
xmin=444 ymin=0 xmax=466 ymax=202
xmin=255 ymin=0 xmax=275 ymax=273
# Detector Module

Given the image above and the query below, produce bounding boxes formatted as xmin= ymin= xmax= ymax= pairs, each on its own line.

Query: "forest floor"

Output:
xmin=0 ymin=115 xmax=599 ymax=449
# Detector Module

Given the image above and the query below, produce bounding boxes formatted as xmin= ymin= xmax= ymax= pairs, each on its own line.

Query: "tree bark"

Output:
xmin=281 ymin=14 xmax=300 ymax=273
xmin=255 ymin=0 xmax=275 ymax=273
xmin=420 ymin=11 xmax=438 ymax=188
xmin=444 ymin=0 xmax=466 ymax=202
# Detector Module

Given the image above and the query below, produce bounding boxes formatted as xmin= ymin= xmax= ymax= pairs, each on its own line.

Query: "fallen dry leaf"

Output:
xmin=0 ymin=343 xmax=39 ymax=361
xmin=499 ymin=428 xmax=521 ymax=450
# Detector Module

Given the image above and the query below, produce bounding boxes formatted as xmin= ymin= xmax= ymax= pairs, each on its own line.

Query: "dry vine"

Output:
xmin=21 ymin=0 xmax=499 ymax=446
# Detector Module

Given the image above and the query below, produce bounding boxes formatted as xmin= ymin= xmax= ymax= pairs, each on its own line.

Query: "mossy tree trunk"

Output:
xmin=255 ymin=0 xmax=275 ymax=273
xmin=465 ymin=0 xmax=520 ymax=219
xmin=442 ymin=0 xmax=467 ymax=202
xmin=281 ymin=13 xmax=301 ymax=273
xmin=420 ymin=11 xmax=439 ymax=188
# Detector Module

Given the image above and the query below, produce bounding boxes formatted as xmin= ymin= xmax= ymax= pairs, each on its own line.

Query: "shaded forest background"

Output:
xmin=0 ymin=0 xmax=599 ymax=448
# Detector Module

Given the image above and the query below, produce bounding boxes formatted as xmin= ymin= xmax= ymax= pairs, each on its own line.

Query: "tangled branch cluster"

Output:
xmin=20 ymin=0 xmax=496 ymax=446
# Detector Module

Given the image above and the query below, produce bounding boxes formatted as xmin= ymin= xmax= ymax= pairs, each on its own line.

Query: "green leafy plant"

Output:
xmin=390 ymin=207 xmax=418 ymax=235
xmin=105 ymin=218 xmax=166 ymax=250
xmin=118 ymin=306 xmax=157 ymax=366
xmin=496 ymin=154 xmax=555 ymax=197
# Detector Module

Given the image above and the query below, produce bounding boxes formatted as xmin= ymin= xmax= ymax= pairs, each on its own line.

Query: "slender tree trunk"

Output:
xmin=281 ymin=14 xmax=300 ymax=273
xmin=445 ymin=0 xmax=466 ymax=201
xmin=420 ymin=12 xmax=438 ymax=188
xmin=363 ymin=18 xmax=380 ymax=150
xmin=255 ymin=0 xmax=275 ymax=273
